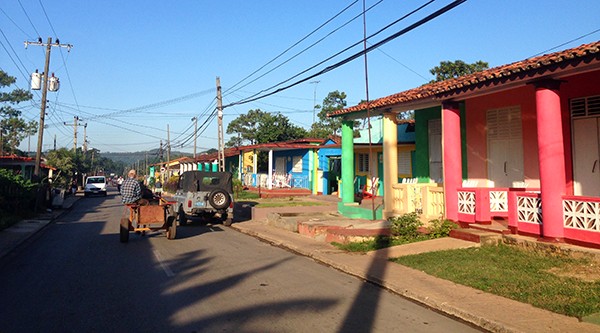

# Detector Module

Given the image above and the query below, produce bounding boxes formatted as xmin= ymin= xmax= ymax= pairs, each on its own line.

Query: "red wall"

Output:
xmin=461 ymin=70 xmax=600 ymax=193
xmin=464 ymin=86 xmax=539 ymax=186
xmin=558 ymin=71 xmax=600 ymax=195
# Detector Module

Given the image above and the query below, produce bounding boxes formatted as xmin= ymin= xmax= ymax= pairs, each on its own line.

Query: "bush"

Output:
xmin=163 ymin=175 xmax=179 ymax=193
xmin=389 ymin=212 xmax=423 ymax=238
xmin=427 ymin=218 xmax=457 ymax=238
xmin=233 ymin=178 xmax=244 ymax=198
xmin=0 ymin=169 xmax=39 ymax=230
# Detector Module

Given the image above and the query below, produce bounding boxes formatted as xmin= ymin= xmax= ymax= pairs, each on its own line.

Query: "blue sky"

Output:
xmin=1 ymin=0 xmax=599 ymax=155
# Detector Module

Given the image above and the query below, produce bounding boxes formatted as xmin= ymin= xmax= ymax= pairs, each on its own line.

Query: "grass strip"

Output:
xmin=392 ymin=244 xmax=600 ymax=318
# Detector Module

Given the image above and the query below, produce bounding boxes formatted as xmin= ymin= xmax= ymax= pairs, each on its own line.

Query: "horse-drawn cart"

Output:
xmin=120 ymin=197 xmax=177 ymax=243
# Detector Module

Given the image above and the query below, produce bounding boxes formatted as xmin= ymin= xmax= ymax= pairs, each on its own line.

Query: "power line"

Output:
xmin=369 ymin=41 xmax=430 ymax=82
xmin=83 ymin=89 xmax=214 ymax=120
xmin=38 ymin=0 xmax=58 ymax=37
xmin=17 ymin=0 xmax=41 ymax=38
xmin=225 ymin=0 xmax=451 ymax=108
xmin=224 ymin=0 xmax=361 ymax=96
xmin=0 ymin=7 xmax=33 ymax=39
xmin=532 ymin=27 xmax=600 ymax=57
xmin=0 ymin=29 xmax=31 ymax=84
xmin=226 ymin=0 xmax=386 ymax=99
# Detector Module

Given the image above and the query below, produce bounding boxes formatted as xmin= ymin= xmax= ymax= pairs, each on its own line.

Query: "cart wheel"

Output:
xmin=166 ymin=216 xmax=176 ymax=240
xmin=178 ymin=208 xmax=188 ymax=226
xmin=223 ymin=213 xmax=233 ymax=226
xmin=120 ymin=217 xmax=130 ymax=243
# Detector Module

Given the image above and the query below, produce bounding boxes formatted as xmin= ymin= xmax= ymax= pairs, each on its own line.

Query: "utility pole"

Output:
xmin=25 ymin=37 xmax=72 ymax=177
xmin=216 ymin=77 xmax=225 ymax=172
xmin=192 ymin=116 xmax=197 ymax=159
xmin=166 ymin=124 xmax=171 ymax=177
xmin=63 ymin=116 xmax=79 ymax=153
xmin=83 ymin=123 xmax=88 ymax=153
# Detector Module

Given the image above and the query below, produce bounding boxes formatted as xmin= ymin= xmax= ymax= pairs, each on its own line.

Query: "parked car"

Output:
xmin=84 ymin=176 xmax=107 ymax=197
xmin=172 ymin=171 xmax=234 ymax=226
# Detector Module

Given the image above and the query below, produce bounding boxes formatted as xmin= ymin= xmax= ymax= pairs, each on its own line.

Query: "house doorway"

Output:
xmin=328 ymin=156 xmax=341 ymax=194
xmin=571 ymin=95 xmax=600 ymax=196
xmin=487 ymin=106 xmax=524 ymax=188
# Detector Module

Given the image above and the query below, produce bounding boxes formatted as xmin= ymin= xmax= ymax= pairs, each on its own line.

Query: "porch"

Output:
xmin=456 ymin=187 xmax=600 ymax=249
xmin=242 ymin=172 xmax=310 ymax=190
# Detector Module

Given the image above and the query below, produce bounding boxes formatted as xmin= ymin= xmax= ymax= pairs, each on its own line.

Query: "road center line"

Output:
xmin=153 ymin=250 xmax=175 ymax=277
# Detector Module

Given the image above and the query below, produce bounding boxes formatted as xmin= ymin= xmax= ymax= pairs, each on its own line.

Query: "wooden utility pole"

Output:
xmin=216 ymin=77 xmax=225 ymax=172
xmin=63 ymin=116 xmax=79 ymax=153
xmin=166 ymin=124 xmax=171 ymax=177
xmin=83 ymin=123 xmax=88 ymax=153
xmin=192 ymin=116 xmax=197 ymax=159
xmin=25 ymin=37 xmax=72 ymax=177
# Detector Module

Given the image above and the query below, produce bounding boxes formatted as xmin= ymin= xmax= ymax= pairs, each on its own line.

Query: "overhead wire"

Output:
xmin=224 ymin=0 xmax=465 ymax=108
xmin=225 ymin=0 xmax=385 ymax=99
xmin=225 ymin=0 xmax=437 ymax=108
xmin=0 ymin=29 xmax=32 ymax=85
xmin=224 ymin=0 xmax=361 ymax=96
xmin=0 ymin=7 xmax=34 ymax=39
xmin=532 ymin=27 xmax=600 ymax=57
xmin=17 ymin=0 xmax=41 ymax=38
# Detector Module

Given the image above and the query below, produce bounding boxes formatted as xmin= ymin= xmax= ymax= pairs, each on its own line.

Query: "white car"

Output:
xmin=84 ymin=176 xmax=107 ymax=197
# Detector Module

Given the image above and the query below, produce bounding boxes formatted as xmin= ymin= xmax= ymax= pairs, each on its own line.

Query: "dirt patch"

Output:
xmin=545 ymin=257 xmax=600 ymax=282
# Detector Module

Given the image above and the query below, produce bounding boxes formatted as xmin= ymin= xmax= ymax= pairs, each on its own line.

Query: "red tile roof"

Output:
xmin=330 ymin=40 xmax=600 ymax=117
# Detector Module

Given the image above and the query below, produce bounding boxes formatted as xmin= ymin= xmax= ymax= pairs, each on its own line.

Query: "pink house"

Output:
xmin=330 ymin=41 xmax=600 ymax=248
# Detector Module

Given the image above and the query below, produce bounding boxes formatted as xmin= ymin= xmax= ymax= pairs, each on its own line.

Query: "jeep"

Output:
xmin=173 ymin=171 xmax=234 ymax=226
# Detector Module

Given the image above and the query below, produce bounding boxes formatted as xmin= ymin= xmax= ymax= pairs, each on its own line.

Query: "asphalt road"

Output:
xmin=0 ymin=189 xmax=483 ymax=333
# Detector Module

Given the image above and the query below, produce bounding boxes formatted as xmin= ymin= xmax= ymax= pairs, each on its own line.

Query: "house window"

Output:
xmin=275 ymin=157 xmax=286 ymax=173
xmin=398 ymin=150 xmax=411 ymax=175
xmin=571 ymin=95 xmax=600 ymax=118
xmin=357 ymin=153 xmax=369 ymax=172
xmin=292 ymin=156 xmax=302 ymax=172
xmin=428 ymin=119 xmax=442 ymax=181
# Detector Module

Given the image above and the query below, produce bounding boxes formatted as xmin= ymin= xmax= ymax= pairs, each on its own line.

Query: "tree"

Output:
xmin=308 ymin=90 xmax=362 ymax=138
xmin=311 ymin=90 xmax=347 ymax=137
xmin=226 ymin=109 xmax=306 ymax=147
xmin=255 ymin=113 xmax=307 ymax=144
xmin=225 ymin=109 xmax=266 ymax=146
xmin=0 ymin=70 xmax=37 ymax=155
xmin=429 ymin=60 xmax=489 ymax=83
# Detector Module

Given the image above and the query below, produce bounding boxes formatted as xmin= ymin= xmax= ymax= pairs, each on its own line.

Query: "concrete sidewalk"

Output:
xmin=0 ymin=193 xmax=81 ymax=260
xmin=231 ymin=219 xmax=600 ymax=333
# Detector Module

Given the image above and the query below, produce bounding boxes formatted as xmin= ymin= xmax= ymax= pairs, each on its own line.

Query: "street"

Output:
xmin=0 ymin=188 xmax=482 ymax=333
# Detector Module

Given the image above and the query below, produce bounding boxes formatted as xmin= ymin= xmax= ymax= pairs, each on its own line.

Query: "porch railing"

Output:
xmin=241 ymin=172 xmax=309 ymax=189
xmin=563 ymin=196 xmax=600 ymax=232
xmin=391 ymin=182 xmax=444 ymax=220
xmin=458 ymin=187 xmax=537 ymax=223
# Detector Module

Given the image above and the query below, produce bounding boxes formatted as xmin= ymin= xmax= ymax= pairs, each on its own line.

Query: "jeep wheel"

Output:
xmin=209 ymin=189 xmax=231 ymax=210
xmin=178 ymin=208 xmax=188 ymax=226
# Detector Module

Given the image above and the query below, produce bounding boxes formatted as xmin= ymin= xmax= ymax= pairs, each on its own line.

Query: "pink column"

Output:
xmin=442 ymin=102 xmax=462 ymax=221
xmin=535 ymin=80 xmax=565 ymax=242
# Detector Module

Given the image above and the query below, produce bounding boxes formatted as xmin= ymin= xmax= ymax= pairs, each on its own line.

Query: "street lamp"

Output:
xmin=309 ymin=80 xmax=320 ymax=126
